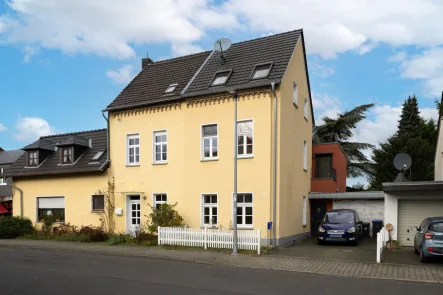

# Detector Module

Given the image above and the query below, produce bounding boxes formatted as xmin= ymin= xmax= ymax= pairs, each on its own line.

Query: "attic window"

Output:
xmin=61 ymin=147 xmax=73 ymax=164
xmin=164 ymin=83 xmax=178 ymax=94
xmin=27 ymin=151 xmax=39 ymax=167
xmin=91 ymin=151 xmax=104 ymax=161
xmin=250 ymin=62 xmax=273 ymax=80
xmin=210 ymin=70 xmax=232 ymax=87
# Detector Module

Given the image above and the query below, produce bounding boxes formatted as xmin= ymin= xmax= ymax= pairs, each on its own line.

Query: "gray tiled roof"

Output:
xmin=105 ymin=30 xmax=303 ymax=111
xmin=5 ymin=129 xmax=109 ymax=178
xmin=0 ymin=150 xmax=24 ymax=165
xmin=106 ymin=51 xmax=211 ymax=111
xmin=22 ymin=139 xmax=55 ymax=151
xmin=56 ymin=135 xmax=90 ymax=147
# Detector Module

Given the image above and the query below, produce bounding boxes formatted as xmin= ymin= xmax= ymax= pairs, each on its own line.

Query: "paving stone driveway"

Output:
xmin=270 ymin=237 xmax=377 ymax=263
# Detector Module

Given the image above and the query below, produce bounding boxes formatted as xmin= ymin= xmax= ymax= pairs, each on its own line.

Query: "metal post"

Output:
xmin=233 ymin=92 xmax=238 ymax=255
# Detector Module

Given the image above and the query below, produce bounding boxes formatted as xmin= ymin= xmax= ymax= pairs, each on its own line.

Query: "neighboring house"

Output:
xmin=0 ymin=147 xmax=24 ymax=216
xmin=6 ymin=129 xmax=109 ymax=224
xmin=8 ymin=30 xmax=314 ymax=246
xmin=308 ymin=143 xmax=384 ymax=236
xmin=104 ymin=29 xmax=314 ymax=246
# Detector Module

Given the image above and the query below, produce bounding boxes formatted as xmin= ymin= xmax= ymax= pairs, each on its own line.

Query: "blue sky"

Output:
xmin=1 ymin=0 xmax=443 ymax=185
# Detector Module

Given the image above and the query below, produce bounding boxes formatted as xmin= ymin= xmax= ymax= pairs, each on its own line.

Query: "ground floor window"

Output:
xmin=37 ymin=197 xmax=65 ymax=222
xmin=153 ymin=193 xmax=167 ymax=209
xmin=91 ymin=194 xmax=105 ymax=212
xmin=202 ymin=194 xmax=218 ymax=226
xmin=237 ymin=193 xmax=253 ymax=227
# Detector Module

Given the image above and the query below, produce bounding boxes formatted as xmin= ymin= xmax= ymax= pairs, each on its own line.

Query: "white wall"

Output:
xmin=435 ymin=118 xmax=443 ymax=180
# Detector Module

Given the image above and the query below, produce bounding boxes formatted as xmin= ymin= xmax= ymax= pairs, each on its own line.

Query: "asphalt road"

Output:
xmin=1 ymin=248 xmax=443 ymax=295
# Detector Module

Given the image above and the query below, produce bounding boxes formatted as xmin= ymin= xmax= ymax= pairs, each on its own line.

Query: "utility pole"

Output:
xmin=232 ymin=90 xmax=238 ymax=254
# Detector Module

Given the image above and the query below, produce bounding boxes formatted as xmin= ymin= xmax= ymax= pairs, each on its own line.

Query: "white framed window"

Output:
xmin=303 ymin=140 xmax=308 ymax=171
xmin=201 ymin=124 xmax=218 ymax=160
xmin=202 ymin=194 xmax=218 ymax=227
xmin=293 ymin=81 xmax=298 ymax=106
xmin=210 ymin=70 xmax=231 ymax=86
xmin=91 ymin=194 xmax=105 ymax=212
xmin=0 ymin=177 xmax=6 ymax=185
xmin=37 ymin=197 xmax=65 ymax=222
xmin=127 ymin=134 xmax=140 ymax=166
xmin=153 ymin=193 xmax=167 ymax=209
xmin=237 ymin=120 xmax=253 ymax=157
xmin=153 ymin=131 xmax=167 ymax=164
xmin=304 ymin=97 xmax=308 ymax=119
xmin=236 ymin=193 xmax=253 ymax=228
xmin=250 ymin=63 xmax=273 ymax=80
xmin=302 ymin=196 xmax=307 ymax=226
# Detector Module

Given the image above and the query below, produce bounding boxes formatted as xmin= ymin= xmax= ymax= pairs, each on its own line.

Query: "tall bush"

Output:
xmin=147 ymin=203 xmax=184 ymax=234
xmin=0 ymin=216 xmax=34 ymax=239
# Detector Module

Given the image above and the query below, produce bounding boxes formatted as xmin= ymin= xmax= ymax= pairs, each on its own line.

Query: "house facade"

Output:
xmin=0 ymin=147 xmax=24 ymax=216
xmin=9 ymin=30 xmax=314 ymax=246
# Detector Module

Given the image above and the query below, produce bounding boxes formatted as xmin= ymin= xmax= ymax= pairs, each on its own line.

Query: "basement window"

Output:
xmin=250 ymin=62 xmax=273 ymax=80
xmin=164 ymin=83 xmax=178 ymax=94
xmin=210 ymin=70 xmax=232 ymax=87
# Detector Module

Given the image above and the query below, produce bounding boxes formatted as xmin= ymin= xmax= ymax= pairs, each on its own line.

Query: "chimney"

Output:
xmin=142 ymin=57 xmax=154 ymax=69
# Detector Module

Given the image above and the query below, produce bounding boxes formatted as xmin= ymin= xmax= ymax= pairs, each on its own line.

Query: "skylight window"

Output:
xmin=91 ymin=151 xmax=104 ymax=161
xmin=164 ymin=83 xmax=178 ymax=94
xmin=250 ymin=63 xmax=273 ymax=80
xmin=210 ymin=70 xmax=232 ymax=86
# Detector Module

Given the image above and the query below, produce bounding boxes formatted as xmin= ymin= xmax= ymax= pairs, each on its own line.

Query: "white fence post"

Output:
xmin=376 ymin=231 xmax=381 ymax=263
xmin=257 ymin=229 xmax=261 ymax=255
xmin=204 ymin=227 xmax=207 ymax=250
xmin=158 ymin=226 xmax=162 ymax=245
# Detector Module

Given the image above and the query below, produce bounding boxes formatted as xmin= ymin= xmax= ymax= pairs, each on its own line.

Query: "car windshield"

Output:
xmin=324 ymin=212 xmax=354 ymax=224
xmin=429 ymin=222 xmax=443 ymax=233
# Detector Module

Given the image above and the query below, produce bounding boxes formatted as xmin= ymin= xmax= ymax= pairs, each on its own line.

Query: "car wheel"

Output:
xmin=420 ymin=247 xmax=428 ymax=263
xmin=317 ymin=239 xmax=324 ymax=245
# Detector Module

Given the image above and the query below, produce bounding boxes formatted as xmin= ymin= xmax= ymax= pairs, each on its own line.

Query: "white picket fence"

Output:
xmin=158 ymin=226 xmax=261 ymax=254
xmin=376 ymin=227 xmax=387 ymax=263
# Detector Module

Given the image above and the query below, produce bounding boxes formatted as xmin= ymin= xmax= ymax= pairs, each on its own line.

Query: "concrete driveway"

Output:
xmin=270 ymin=237 xmax=377 ymax=263
xmin=385 ymin=247 xmax=443 ymax=267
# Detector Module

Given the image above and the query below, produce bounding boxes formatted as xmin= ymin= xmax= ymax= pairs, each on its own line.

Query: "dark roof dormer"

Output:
xmin=22 ymin=139 xmax=55 ymax=168
xmin=56 ymin=135 xmax=90 ymax=165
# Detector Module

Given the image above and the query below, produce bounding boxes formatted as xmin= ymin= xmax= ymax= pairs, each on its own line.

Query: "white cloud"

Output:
xmin=106 ymin=64 xmax=135 ymax=85
xmin=14 ymin=117 xmax=56 ymax=142
xmin=388 ymin=51 xmax=407 ymax=63
xmin=171 ymin=43 xmax=204 ymax=57
xmin=0 ymin=123 xmax=7 ymax=132
xmin=310 ymin=60 xmax=335 ymax=78
xmin=22 ymin=45 xmax=39 ymax=63
xmin=312 ymin=92 xmax=342 ymax=123
xmin=0 ymin=0 xmax=238 ymax=59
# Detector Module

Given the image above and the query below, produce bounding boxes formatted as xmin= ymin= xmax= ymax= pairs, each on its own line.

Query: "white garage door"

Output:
xmin=398 ymin=200 xmax=443 ymax=247
xmin=333 ymin=200 xmax=384 ymax=223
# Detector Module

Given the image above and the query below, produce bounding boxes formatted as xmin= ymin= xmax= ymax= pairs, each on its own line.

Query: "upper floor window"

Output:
xmin=237 ymin=120 xmax=253 ymax=157
xmin=153 ymin=193 xmax=167 ymax=209
xmin=304 ymin=97 xmax=308 ymax=119
xmin=250 ymin=63 xmax=273 ymax=80
xmin=210 ymin=70 xmax=231 ymax=86
xmin=202 ymin=124 xmax=218 ymax=160
xmin=303 ymin=140 xmax=308 ymax=171
xmin=27 ymin=151 xmax=38 ymax=167
xmin=293 ymin=81 xmax=298 ymax=106
xmin=127 ymin=134 xmax=140 ymax=166
xmin=153 ymin=131 xmax=167 ymax=164
xmin=236 ymin=193 xmax=253 ymax=228
xmin=315 ymin=154 xmax=333 ymax=179
xmin=61 ymin=147 xmax=73 ymax=164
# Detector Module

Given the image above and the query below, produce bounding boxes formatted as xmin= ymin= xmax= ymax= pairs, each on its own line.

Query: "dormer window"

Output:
xmin=27 ymin=151 xmax=39 ymax=167
xmin=250 ymin=62 xmax=273 ymax=80
xmin=61 ymin=147 xmax=73 ymax=164
xmin=210 ymin=70 xmax=232 ymax=86
xmin=164 ymin=83 xmax=178 ymax=94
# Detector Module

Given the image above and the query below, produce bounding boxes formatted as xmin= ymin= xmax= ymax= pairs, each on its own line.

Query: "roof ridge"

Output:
xmin=40 ymin=128 xmax=107 ymax=139
xmin=149 ymin=50 xmax=211 ymax=66
xmin=231 ymin=29 xmax=302 ymax=46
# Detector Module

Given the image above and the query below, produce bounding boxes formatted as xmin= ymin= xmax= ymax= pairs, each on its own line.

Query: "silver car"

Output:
xmin=412 ymin=217 xmax=443 ymax=263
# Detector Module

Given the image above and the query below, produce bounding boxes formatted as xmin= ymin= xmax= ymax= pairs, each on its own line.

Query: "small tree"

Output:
xmin=97 ymin=177 xmax=116 ymax=234
xmin=146 ymin=203 xmax=184 ymax=234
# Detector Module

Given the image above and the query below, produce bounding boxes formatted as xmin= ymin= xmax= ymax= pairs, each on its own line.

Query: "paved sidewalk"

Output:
xmin=1 ymin=239 xmax=443 ymax=284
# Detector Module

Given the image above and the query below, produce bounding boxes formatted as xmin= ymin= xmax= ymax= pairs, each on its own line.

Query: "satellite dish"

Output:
xmin=393 ymin=153 xmax=412 ymax=171
xmin=214 ymin=38 xmax=232 ymax=52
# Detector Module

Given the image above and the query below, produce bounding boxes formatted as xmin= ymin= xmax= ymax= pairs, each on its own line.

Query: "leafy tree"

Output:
xmin=314 ymin=103 xmax=375 ymax=178
xmin=370 ymin=96 xmax=437 ymax=189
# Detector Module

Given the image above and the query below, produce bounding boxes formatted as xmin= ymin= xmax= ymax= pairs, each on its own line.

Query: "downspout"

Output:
xmin=101 ymin=111 xmax=110 ymax=163
xmin=271 ymin=82 xmax=278 ymax=246
xmin=6 ymin=181 xmax=23 ymax=217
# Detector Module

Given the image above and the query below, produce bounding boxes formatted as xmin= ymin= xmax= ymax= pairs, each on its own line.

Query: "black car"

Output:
xmin=317 ymin=209 xmax=363 ymax=245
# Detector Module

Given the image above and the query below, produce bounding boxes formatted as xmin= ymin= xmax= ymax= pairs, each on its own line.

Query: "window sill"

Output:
xmin=293 ymin=102 xmax=299 ymax=108
xmin=201 ymin=158 xmax=218 ymax=162
xmin=36 ymin=221 xmax=65 ymax=224
xmin=126 ymin=164 xmax=140 ymax=167
xmin=238 ymin=155 xmax=253 ymax=159
xmin=238 ymin=226 xmax=253 ymax=230
xmin=152 ymin=162 xmax=168 ymax=165
xmin=91 ymin=210 xmax=104 ymax=213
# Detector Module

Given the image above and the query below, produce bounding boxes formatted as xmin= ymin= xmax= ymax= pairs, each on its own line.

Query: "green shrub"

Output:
xmin=107 ymin=233 xmax=130 ymax=245
xmin=147 ymin=203 xmax=184 ymax=234
xmin=78 ymin=226 xmax=108 ymax=242
xmin=0 ymin=216 xmax=34 ymax=239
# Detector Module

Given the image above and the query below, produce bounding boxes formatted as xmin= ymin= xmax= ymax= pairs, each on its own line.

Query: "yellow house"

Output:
xmin=9 ymin=29 xmax=314 ymax=246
